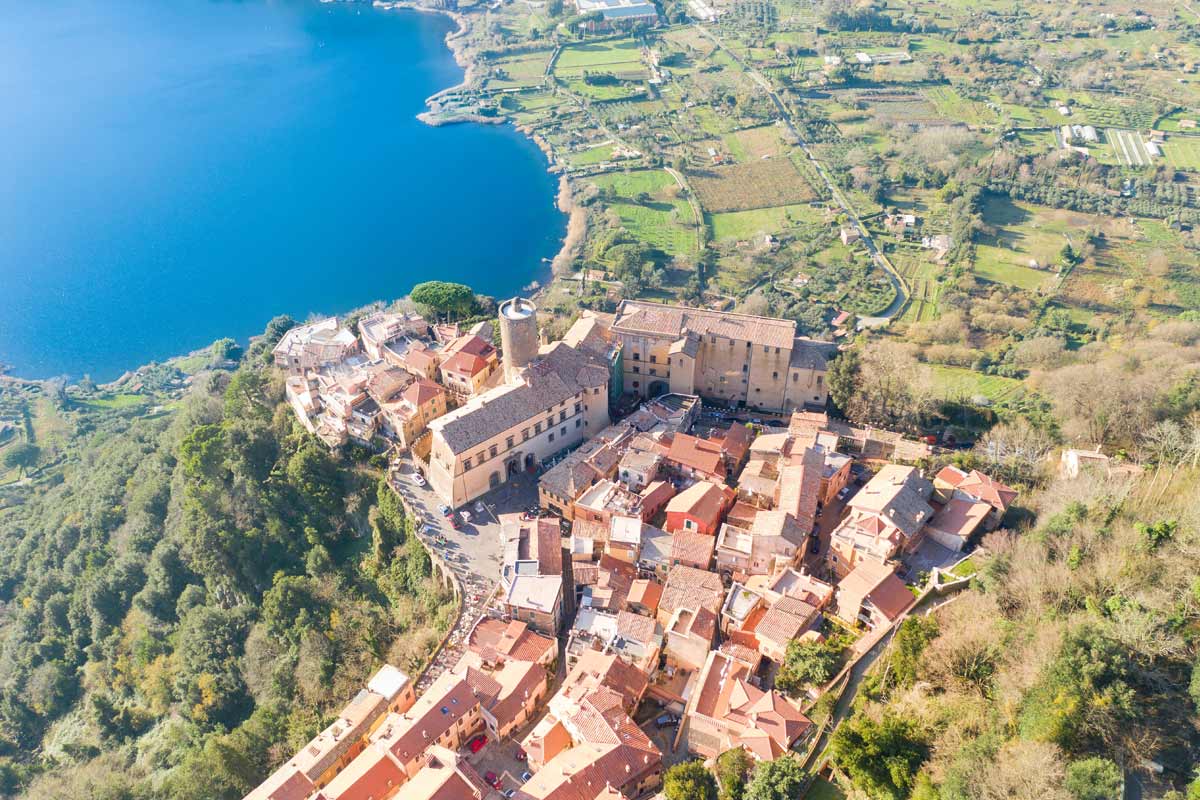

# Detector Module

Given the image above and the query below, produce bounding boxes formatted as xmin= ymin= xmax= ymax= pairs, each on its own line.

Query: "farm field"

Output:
xmin=1106 ymin=128 xmax=1154 ymax=167
xmin=554 ymin=39 xmax=643 ymax=75
xmin=589 ymin=169 xmax=698 ymax=258
xmin=1162 ymin=137 xmax=1200 ymax=170
xmin=688 ymin=159 xmax=819 ymax=212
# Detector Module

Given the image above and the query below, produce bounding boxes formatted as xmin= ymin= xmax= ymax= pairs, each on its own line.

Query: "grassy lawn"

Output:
xmin=74 ymin=394 xmax=149 ymax=411
xmin=567 ymin=143 xmax=616 ymax=167
xmin=707 ymin=204 xmax=814 ymax=241
xmin=805 ymin=776 xmax=848 ymax=800
xmin=1162 ymin=137 xmax=1200 ymax=170
xmin=555 ymin=39 xmax=642 ymax=74
xmin=930 ymin=365 xmax=1024 ymax=404
xmin=948 ymin=556 xmax=978 ymax=579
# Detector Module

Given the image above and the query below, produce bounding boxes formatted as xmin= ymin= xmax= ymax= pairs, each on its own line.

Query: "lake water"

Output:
xmin=0 ymin=0 xmax=565 ymax=380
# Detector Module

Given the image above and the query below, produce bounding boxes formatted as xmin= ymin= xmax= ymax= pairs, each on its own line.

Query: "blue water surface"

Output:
xmin=0 ymin=0 xmax=564 ymax=380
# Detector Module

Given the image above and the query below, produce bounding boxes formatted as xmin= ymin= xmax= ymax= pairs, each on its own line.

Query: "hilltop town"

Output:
xmin=244 ymin=296 xmax=1017 ymax=800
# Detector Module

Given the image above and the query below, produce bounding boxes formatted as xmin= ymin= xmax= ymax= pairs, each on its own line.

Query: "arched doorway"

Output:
xmin=489 ymin=471 xmax=501 ymax=489
xmin=524 ymin=453 xmax=537 ymax=472
xmin=506 ymin=458 xmax=521 ymax=480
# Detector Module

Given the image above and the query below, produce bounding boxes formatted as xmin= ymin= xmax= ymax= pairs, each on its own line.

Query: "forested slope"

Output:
xmin=0 ymin=325 xmax=452 ymax=799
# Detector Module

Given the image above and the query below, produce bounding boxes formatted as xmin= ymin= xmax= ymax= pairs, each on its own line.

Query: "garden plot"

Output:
xmin=1106 ymin=128 xmax=1154 ymax=167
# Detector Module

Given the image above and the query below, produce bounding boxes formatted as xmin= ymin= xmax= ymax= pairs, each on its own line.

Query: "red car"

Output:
xmin=515 ymin=748 xmax=527 ymax=762
xmin=468 ymin=734 xmax=488 ymax=754
xmin=485 ymin=771 xmax=500 ymax=788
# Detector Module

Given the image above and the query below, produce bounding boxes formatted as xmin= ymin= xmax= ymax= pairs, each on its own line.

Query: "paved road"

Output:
xmin=391 ymin=458 xmax=545 ymax=691
xmin=692 ymin=24 xmax=910 ymax=323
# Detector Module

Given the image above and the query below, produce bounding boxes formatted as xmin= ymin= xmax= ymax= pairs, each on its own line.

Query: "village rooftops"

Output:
xmin=665 ymin=480 xmax=731 ymax=523
xmin=935 ymin=465 xmax=1018 ymax=514
xmin=369 ymin=672 xmax=478 ymax=766
xmin=315 ymin=745 xmax=404 ymax=800
xmin=272 ymin=317 xmax=357 ymax=361
xmin=848 ymin=464 xmax=934 ymax=538
xmin=286 ymin=688 xmax=387 ymax=783
xmin=367 ymin=664 xmax=412 ymax=703
xmin=660 ymin=565 xmax=725 ymax=620
xmin=612 ymin=300 xmax=797 ymax=350
xmin=468 ymin=618 xmax=557 ymax=666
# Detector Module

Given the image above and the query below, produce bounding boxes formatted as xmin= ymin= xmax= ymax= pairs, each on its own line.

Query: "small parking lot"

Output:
xmin=465 ymin=735 xmax=533 ymax=796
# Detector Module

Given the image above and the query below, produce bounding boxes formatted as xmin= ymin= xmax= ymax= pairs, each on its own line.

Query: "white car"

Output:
xmin=410 ymin=473 xmax=427 ymax=487
xmin=460 ymin=510 xmax=472 ymax=524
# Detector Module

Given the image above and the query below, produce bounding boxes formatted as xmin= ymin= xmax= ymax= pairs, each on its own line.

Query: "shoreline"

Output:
xmin=380 ymin=0 xmax=586 ymax=296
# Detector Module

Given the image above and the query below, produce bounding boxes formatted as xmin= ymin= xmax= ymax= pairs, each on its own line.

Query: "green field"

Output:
xmin=804 ymin=777 xmax=847 ymax=800
xmin=555 ymin=39 xmax=642 ymax=74
xmin=707 ymin=204 xmax=815 ymax=241
xmin=1162 ymin=137 xmax=1200 ymax=170
xmin=930 ymin=365 xmax=1024 ymax=404
xmin=567 ymin=143 xmax=617 ymax=167
xmin=590 ymin=170 xmax=698 ymax=258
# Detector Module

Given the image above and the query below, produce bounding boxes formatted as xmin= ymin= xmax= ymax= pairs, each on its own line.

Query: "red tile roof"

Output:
xmin=671 ymin=529 xmax=716 ymax=569
xmin=667 ymin=434 xmax=727 ymax=479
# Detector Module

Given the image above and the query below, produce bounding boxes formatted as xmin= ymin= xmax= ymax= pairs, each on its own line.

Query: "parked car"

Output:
xmin=521 ymin=771 xmax=532 ymax=783
xmin=503 ymin=791 xmax=516 ymax=798
xmin=468 ymin=734 xmax=488 ymax=753
xmin=837 ymin=485 xmax=853 ymax=502
xmin=410 ymin=473 xmax=426 ymax=487
xmin=449 ymin=514 xmax=462 ymax=530
xmin=460 ymin=510 xmax=472 ymax=524
xmin=515 ymin=748 xmax=527 ymax=762
xmin=654 ymin=713 xmax=679 ymax=728
xmin=437 ymin=504 xmax=453 ymax=517
xmin=474 ymin=501 xmax=486 ymax=515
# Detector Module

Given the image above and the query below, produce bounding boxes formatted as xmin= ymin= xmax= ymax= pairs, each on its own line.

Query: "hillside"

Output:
xmin=0 ymin=322 xmax=453 ymax=799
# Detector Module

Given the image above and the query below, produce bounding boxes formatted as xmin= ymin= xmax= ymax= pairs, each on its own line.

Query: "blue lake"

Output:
xmin=0 ymin=0 xmax=565 ymax=380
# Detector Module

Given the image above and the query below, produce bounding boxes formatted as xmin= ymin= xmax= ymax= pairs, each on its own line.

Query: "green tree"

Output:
xmin=826 ymin=349 xmax=860 ymax=416
xmin=1064 ymin=757 xmax=1122 ymax=800
xmin=410 ymin=281 xmax=478 ymax=320
xmin=210 ymin=337 xmax=242 ymax=364
xmin=2 ymin=442 xmax=40 ymax=478
xmin=663 ymin=761 xmax=718 ymax=800
xmin=744 ymin=757 xmax=807 ymax=800
xmin=715 ymin=748 xmax=753 ymax=800
xmin=830 ymin=714 xmax=928 ymax=800
xmin=775 ymin=639 xmax=841 ymax=695
xmin=887 ymin=616 xmax=940 ymax=689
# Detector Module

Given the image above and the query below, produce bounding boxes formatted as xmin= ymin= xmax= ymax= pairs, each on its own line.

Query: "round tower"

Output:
xmin=499 ymin=297 xmax=539 ymax=380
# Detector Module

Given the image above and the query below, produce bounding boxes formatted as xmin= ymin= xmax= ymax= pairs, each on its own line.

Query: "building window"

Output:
xmin=763 ymin=345 xmax=769 ymax=353
xmin=792 ymin=373 xmax=799 ymax=383
xmin=478 ymin=451 xmax=486 ymax=463
xmin=559 ymin=411 xmax=566 ymax=423
xmin=649 ymin=368 xmax=657 ymax=376
xmin=594 ymin=388 xmax=600 ymax=395
xmin=817 ymin=375 xmax=823 ymax=386
xmin=684 ymin=519 xmax=695 ymax=530
xmin=523 ymin=428 xmax=530 ymax=441
xmin=576 ymin=419 xmax=582 ymax=428
xmin=561 ymin=427 xmax=567 ymax=436
xmin=535 ymin=422 xmax=542 ymax=434
xmin=632 ymin=366 xmax=640 ymax=374
xmin=775 ymin=347 xmax=781 ymax=354
xmin=633 ymin=352 xmax=640 ymax=361
xmin=489 ymin=445 xmax=498 ymax=458
xmin=464 ymin=458 xmax=472 ymax=470
xmin=667 ymin=357 xmax=671 ymax=366
xmin=649 ymin=355 xmax=656 ymax=363
xmin=506 ymin=436 xmax=515 ymax=449
xmin=772 ymin=371 xmax=778 ymax=380
xmin=710 ymin=336 xmax=716 ymax=343
xmin=575 ymin=402 xmax=582 ymax=413
xmin=548 ymin=432 xmax=555 ymax=442
xmin=742 ymin=364 xmax=748 ymax=373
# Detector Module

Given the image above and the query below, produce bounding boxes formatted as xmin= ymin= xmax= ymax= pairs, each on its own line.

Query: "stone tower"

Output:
xmin=499 ymin=297 xmax=539 ymax=380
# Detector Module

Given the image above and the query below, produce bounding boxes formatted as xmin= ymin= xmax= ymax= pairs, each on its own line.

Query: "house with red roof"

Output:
xmin=833 ymin=559 xmax=915 ymax=630
xmin=933 ymin=466 xmax=1017 ymax=531
xmin=438 ymin=334 xmax=499 ymax=396
xmin=664 ymin=433 xmax=727 ymax=481
xmin=664 ymin=480 xmax=735 ymax=537
xmin=684 ymin=649 xmax=813 ymax=761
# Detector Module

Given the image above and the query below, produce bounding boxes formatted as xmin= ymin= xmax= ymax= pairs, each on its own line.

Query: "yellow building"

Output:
xmin=609 ymin=301 xmax=833 ymax=412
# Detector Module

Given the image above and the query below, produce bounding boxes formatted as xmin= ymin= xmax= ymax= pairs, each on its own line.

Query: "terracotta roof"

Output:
xmin=288 ymin=689 xmax=388 ymax=782
xmin=441 ymin=350 xmax=491 ymax=379
xmin=665 ymin=481 xmax=731 ymax=525
xmin=957 ymin=468 xmax=1018 ymax=513
xmin=468 ymin=619 xmax=557 ymax=665
xmin=243 ymin=767 xmax=314 ymax=800
xmin=444 ymin=334 xmax=497 ymax=360
xmin=837 ymin=560 xmax=914 ymax=623
xmin=848 ymin=464 xmax=934 ymax=538
xmin=927 ymin=497 xmax=990 ymax=542
xmin=638 ymin=480 xmax=676 ymax=511
xmin=671 ymin=529 xmax=716 ymax=568
xmin=667 ymin=434 xmax=727 ymax=478
xmin=660 ymin=565 xmax=724 ymax=618
xmin=402 ymin=377 xmax=445 ymax=407
xmin=612 ymin=300 xmax=796 ymax=350
xmin=616 ymin=611 xmax=657 ymax=644
xmin=627 ymin=579 xmax=663 ymax=612
xmin=753 ymin=596 xmax=819 ymax=648
xmin=370 ymin=673 xmax=479 ymax=766
xmin=317 ymin=745 xmax=404 ymax=800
